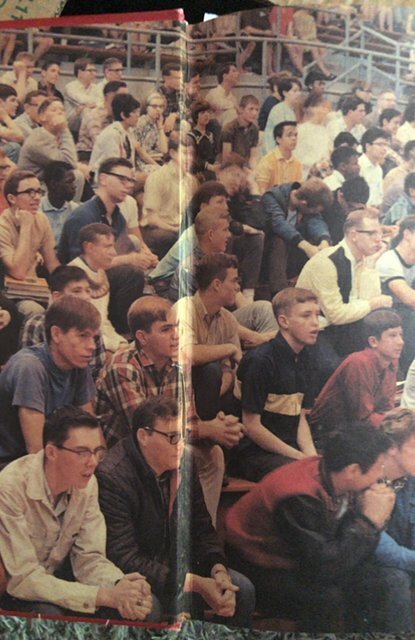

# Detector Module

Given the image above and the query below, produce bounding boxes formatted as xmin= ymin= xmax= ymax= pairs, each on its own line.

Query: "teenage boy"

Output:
xmin=221 ymin=95 xmax=260 ymax=169
xmin=324 ymin=146 xmax=361 ymax=192
xmin=383 ymin=172 xmax=415 ymax=225
xmin=40 ymin=160 xmax=77 ymax=244
xmin=97 ymin=397 xmax=255 ymax=627
xmin=309 ymin=310 xmax=403 ymax=444
xmin=225 ymin=424 xmax=395 ymax=632
xmin=0 ymin=296 xmax=99 ymax=467
xmin=359 ymin=127 xmax=391 ymax=207
xmin=0 ymin=406 xmax=153 ymax=621
xmin=21 ymin=265 xmax=106 ymax=382
xmin=231 ymin=288 xmax=319 ymax=482
xmin=254 ymin=120 xmax=302 ymax=195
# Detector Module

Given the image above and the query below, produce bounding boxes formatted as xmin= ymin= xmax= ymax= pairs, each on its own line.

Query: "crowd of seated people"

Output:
xmin=2 ymin=12 xmax=415 ymax=634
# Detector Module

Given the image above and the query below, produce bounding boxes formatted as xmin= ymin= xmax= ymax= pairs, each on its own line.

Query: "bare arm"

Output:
xmin=388 ymin=279 xmax=415 ymax=308
xmin=18 ymin=407 xmax=44 ymax=453
xmin=297 ymin=410 xmax=317 ymax=456
xmin=1 ymin=211 xmax=35 ymax=280
xmin=243 ymin=410 xmax=307 ymax=459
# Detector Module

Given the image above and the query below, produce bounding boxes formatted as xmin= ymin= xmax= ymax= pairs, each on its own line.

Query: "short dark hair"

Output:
xmin=404 ymin=172 xmax=415 ymax=195
xmin=49 ymin=265 xmax=89 ymax=293
xmin=97 ymin=157 xmax=133 ymax=176
xmin=195 ymin=253 xmax=238 ymax=291
xmin=103 ymin=56 xmax=123 ymax=72
xmin=103 ymin=80 xmax=127 ymax=96
xmin=380 ymin=408 xmax=415 ymax=448
xmin=43 ymin=161 xmax=74 ymax=187
xmin=330 ymin=146 xmax=359 ymax=170
xmin=403 ymin=140 xmax=415 ymax=161
xmin=0 ymin=83 xmax=17 ymax=101
xmin=128 ymin=295 xmax=172 ymax=336
xmin=43 ymin=406 xmax=99 ymax=448
xmin=239 ymin=94 xmax=259 ymax=109
xmin=379 ymin=108 xmax=401 ymax=127
xmin=363 ymin=309 xmax=402 ymax=341
xmin=80 ymin=222 xmax=115 ymax=246
xmin=273 ymin=120 xmax=297 ymax=142
xmin=340 ymin=176 xmax=370 ymax=205
xmin=74 ymin=57 xmax=94 ymax=77
xmin=187 ymin=181 xmax=228 ymax=224
xmin=41 ymin=59 xmax=60 ymax=71
xmin=340 ymin=96 xmax=365 ymax=117
xmin=323 ymin=423 xmax=392 ymax=473
xmin=4 ymin=170 xmax=38 ymax=201
xmin=304 ymin=70 xmax=326 ymax=88
xmin=132 ymin=396 xmax=179 ymax=435
xmin=45 ymin=296 xmax=100 ymax=344
xmin=394 ymin=214 xmax=415 ymax=245
xmin=112 ymin=93 xmax=140 ymax=121
xmin=162 ymin=62 xmax=181 ymax=77
xmin=272 ymin=287 xmax=318 ymax=323
xmin=217 ymin=63 xmax=237 ymax=84
xmin=190 ymin=99 xmax=211 ymax=125
xmin=23 ymin=90 xmax=47 ymax=105
xmin=403 ymin=102 xmax=415 ymax=124
xmin=333 ymin=131 xmax=358 ymax=149
xmin=361 ymin=127 xmax=390 ymax=152
xmin=277 ymin=77 xmax=302 ymax=100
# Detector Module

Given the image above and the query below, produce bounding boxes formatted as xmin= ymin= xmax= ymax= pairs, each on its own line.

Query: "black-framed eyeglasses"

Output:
xmin=102 ymin=171 xmax=135 ymax=185
xmin=355 ymin=229 xmax=383 ymax=237
xmin=143 ymin=427 xmax=183 ymax=445
xmin=56 ymin=444 xmax=107 ymax=462
xmin=16 ymin=188 xmax=45 ymax=197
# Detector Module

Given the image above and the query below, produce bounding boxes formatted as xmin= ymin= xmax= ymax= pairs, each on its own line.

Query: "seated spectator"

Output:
xmin=58 ymin=157 xmax=145 ymax=335
xmin=303 ymin=69 xmax=327 ymax=96
xmin=77 ymin=80 xmax=128 ymax=163
xmin=383 ymin=140 xmax=415 ymax=214
xmin=309 ymin=309 xmax=402 ymax=446
xmin=324 ymin=175 xmax=370 ymax=244
xmin=14 ymin=90 xmax=47 ymax=140
xmin=64 ymin=57 xmax=101 ymax=139
xmin=187 ymin=100 xmax=219 ymax=181
xmin=327 ymin=96 xmax=367 ymax=145
xmin=21 ymin=264 xmax=105 ymax=382
xmin=134 ymin=91 xmax=168 ymax=173
xmin=359 ymin=127 xmax=390 ymax=207
xmin=0 ymin=292 xmax=20 ymax=366
xmin=205 ymin=64 xmax=240 ymax=127
xmin=397 ymin=103 xmax=415 ymax=148
xmin=294 ymin=94 xmax=331 ymax=179
xmin=38 ymin=59 xmax=64 ymax=102
xmin=297 ymin=209 xmax=392 ymax=365
xmin=255 ymin=120 xmax=302 ymax=194
xmin=383 ymin=172 xmax=415 ymax=225
xmin=158 ymin=63 xmax=183 ymax=135
xmin=40 ymin=160 xmax=77 ymax=245
xmin=262 ymin=177 xmax=332 ymax=295
xmin=264 ymin=77 xmax=302 ymax=154
xmin=285 ymin=8 xmax=335 ymax=79
xmin=377 ymin=215 xmax=415 ymax=373
xmin=1 ymin=52 xmax=37 ymax=101
xmin=221 ymin=95 xmax=260 ymax=169
xmin=0 ymin=147 xmax=15 ymax=213
xmin=333 ymin=130 xmax=359 ymax=150
xmin=96 ymin=295 xmax=237 ymax=524
xmin=96 ymin=56 xmax=124 ymax=96
xmin=96 ymin=396 xmax=255 ymax=627
xmin=238 ymin=7 xmax=273 ymax=74
xmin=379 ymin=108 xmax=402 ymax=175
xmin=0 ymin=296 xmax=99 ymax=467
xmin=18 ymin=97 xmax=86 ymax=203
xmin=258 ymin=74 xmax=282 ymax=132
xmin=364 ymin=90 xmax=397 ymax=129
xmin=0 ymin=170 xmax=59 ymax=315
xmin=0 ymin=84 xmax=24 ymax=163
xmin=70 ymin=223 xmax=127 ymax=354
xmin=0 ymin=405 xmax=154 ymax=621
xmin=141 ymin=132 xmax=197 ymax=258
xmin=90 ymin=93 xmax=140 ymax=175
xmin=324 ymin=145 xmax=360 ymax=192
xmin=231 ymin=287 xmax=318 ymax=481
xmin=225 ymin=424 xmax=395 ymax=631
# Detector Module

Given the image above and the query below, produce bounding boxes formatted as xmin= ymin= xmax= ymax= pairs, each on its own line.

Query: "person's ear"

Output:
xmin=367 ymin=335 xmax=378 ymax=349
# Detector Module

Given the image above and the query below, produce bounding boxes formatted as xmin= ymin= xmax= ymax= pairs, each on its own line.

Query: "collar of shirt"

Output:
xmin=363 ymin=346 xmax=398 ymax=373
xmin=26 ymin=450 xmax=72 ymax=508
xmin=93 ymin=195 xmax=122 ymax=229
xmin=193 ymin=290 xmax=221 ymax=324
xmin=340 ymin=237 xmax=360 ymax=269
xmin=272 ymin=147 xmax=294 ymax=163
xmin=40 ymin=194 xmax=72 ymax=214
xmin=272 ymin=330 xmax=309 ymax=364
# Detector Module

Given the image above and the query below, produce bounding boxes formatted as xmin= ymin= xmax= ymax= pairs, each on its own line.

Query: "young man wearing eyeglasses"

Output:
xmin=96 ymin=396 xmax=255 ymax=627
xmin=0 ymin=296 xmax=99 ymax=470
xmin=0 ymin=405 xmax=154 ymax=622
xmin=0 ymin=169 xmax=60 ymax=315
xmin=358 ymin=127 xmax=391 ymax=208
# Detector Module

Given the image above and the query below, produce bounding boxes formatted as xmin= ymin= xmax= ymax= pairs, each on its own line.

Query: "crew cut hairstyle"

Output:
xmin=194 ymin=253 xmax=238 ymax=291
xmin=194 ymin=205 xmax=229 ymax=238
xmin=343 ymin=208 xmax=379 ymax=235
xmin=45 ymin=296 xmax=100 ymax=344
xmin=80 ymin=222 xmax=115 ymax=246
xmin=323 ymin=423 xmax=392 ymax=473
xmin=128 ymin=295 xmax=172 ymax=337
xmin=49 ymin=265 xmax=89 ymax=293
xmin=272 ymin=287 xmax=318 ymax=322
xmin=362 ymin=309 xmax=402 ymax=341
xmin=132 ymin=396 xmax=179 ymax=435
xmin=97 ymin=157 xmax=133 ymax=176
xmin=43 ymin=406 xmax=100 ymax=448
xmin=43 ymin=160 xmax=73 ymax=187
xmin=340 ymin=177 xmax=370 ymax=205
xmin=273 ymin=120 xmax=297 ymax=142
xmin=380 ymin=408 xmax=415 ymax=448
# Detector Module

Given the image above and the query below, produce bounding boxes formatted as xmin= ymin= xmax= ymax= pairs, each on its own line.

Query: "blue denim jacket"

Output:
xmin=376 ymin=477 xmax=415 ymax=571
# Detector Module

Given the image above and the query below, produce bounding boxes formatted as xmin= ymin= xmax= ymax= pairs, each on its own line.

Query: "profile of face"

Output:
xmin=51 ymin=325 xmax=98 ymax=370
xmin=368 ymin=326 xmax=404 ymax=362
xmin=277 ymin=300 xmax=320 ymax=351
xmin=138 ymin=415 xmax=184 ymax=475
xmin=8 ymin=177 xmax=43 ymax=215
